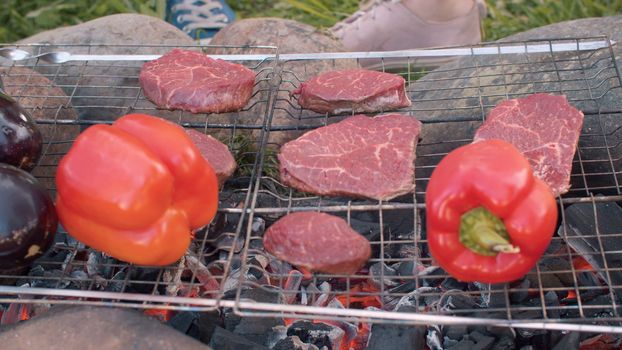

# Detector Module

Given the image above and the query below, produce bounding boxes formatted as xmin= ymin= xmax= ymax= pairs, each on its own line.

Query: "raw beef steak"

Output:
xmin=278 ymin=114 xmax=422 ymax=200
xmin=263 ymin=212 xmax=371 ymax=274
xmin=139 ymin=49 xmax=255 ymax=114
xmin=185 ymin=129 xmax=237 ymax=186
xmin=474 ymin=93 xmax=584 ymax=196
xmin=292 ymin=69 xmax=411 ymax=114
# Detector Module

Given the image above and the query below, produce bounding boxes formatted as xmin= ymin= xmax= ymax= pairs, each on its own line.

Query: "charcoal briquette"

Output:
xmin=186 ymin=311 xmax=222 ymax=345
xmin=544 ymin=291 xmax=561 ymax=319
xmin=369 ymin=262 xmax=398 ymax=287
xmin=273 ymin=336 xmax=320 ymax=350
xmin=365 ymin=322 xmax=426 ymax=350
xmin=441 ymin=277 xmax=468 ymax=291
xmin=443 ymin=325 xmax=469 ymax=340
xmin=394 ymin=261 xmax=417 ymax=277
xmin=389 ymin=280 xmax=417 ymax=295
xmin=509 ymin=279 xmax=530 ymax=304
xmin=167 ymin=311 xmax=198 ymax=334
xmin=561 ymin=201 xmax=622 ymax=302
xmin=443 ymin=337 xmax=459 ymax=348
xmin=426 ymin=326 xmax=443 ymax=350
xmin=208 ymin=326 xmax=270 ymax=350
xmin=490 ymin=336 xmax=516 ymax=350
xmin=286 ymin=320 xmax=344 ymax=350
xmin=469 ymin=331 xmax=495 ymax=350
xmin=439 ymin=290 xmax=479 ymax=312
xmin=551 ymin=332 xmax=580 ymax=350
xmin=448 ymin=339 xmax=477 ymax=350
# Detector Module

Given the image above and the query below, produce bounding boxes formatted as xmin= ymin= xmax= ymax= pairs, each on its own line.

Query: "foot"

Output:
xmin=166 ymin=0 xmax=236 ymax=44
xmin=331 ymin=0 xmax=486 ymax=52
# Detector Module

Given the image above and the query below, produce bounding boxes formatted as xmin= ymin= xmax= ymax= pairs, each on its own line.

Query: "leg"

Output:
xmin=402 ymin=0 xmax=477 ymax=22
xmin=332 ymin=0 xmax=486 ymax=54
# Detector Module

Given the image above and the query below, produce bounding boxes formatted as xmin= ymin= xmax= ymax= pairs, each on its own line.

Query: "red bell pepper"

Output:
xmin=425 ymin=139 xmax=558 ymax=283
xmin=55 ymin=113 xmax=219 ymax=266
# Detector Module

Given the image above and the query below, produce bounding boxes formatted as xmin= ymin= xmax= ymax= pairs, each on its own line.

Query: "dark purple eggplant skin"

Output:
xmin=0 ymin=91 xmax=43 ymax=171
xmin=0 ymin=164 xmax=57 ymax=270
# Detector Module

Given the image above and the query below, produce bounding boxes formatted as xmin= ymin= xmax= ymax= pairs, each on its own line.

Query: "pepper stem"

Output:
xmin=459 ymin=207 xmax=520 ymax=256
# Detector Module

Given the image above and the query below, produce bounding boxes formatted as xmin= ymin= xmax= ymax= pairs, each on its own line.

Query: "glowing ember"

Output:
xmin=297 ymin=267 xmax=314 ymax=280
xmin=184 ymin=255 xmax=221 ymax=298
xmin=572 ymin=257 xmax=594 ymax=271
xmin=336 ymin=281 xmax=381 ymax=309
xmin=341 ymin=321 xmax=371 ymax=350
xmin=19 ymin=305 xmax=30 ymax=321
xmin=579 ymin=333 xmax=621 ymax=349
xmin=0 ymin=304 xmax=32 ymax=325
xmin=144 ymin=308 xmax=174 ymax=322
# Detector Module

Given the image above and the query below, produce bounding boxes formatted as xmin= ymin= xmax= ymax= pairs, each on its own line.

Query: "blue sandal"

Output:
xmin=166 ymin=0 xmax=236 ymax=44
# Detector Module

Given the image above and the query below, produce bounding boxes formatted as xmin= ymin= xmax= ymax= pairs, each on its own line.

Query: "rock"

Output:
xmin=15 ymin=14 xmax=199 ymax=125
xmin=413 ymin=15 xmax=622 ymax=198
xmin=208 ymin=18 xmax=359 ymax=146
xmin=0 ymin=305 xmax=211 ymax=350
xmin=17 ymin=14 xmax=195 ymax=49
xmin=0 ymin=66 xmax=79 ymax=190
xmin=414 ymin=15 xmax=622 ymax=119
xmin=499 ymin=15 xmax=622 ymax=51
xmin=210 ymin=18 xmax=346 ymax=55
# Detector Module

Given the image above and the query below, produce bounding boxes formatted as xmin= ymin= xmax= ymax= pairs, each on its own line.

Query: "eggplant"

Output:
xmin=0 ymin=89 xmax=43 ymax=171
xmin=0 ymin=164 xmax=57 ymax=270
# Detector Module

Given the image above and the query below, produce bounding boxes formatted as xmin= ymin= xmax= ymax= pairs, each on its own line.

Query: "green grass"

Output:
xmin=483 ymin=0 xmax=622 ymax=40
xmin=1 ymin=0 xmax=621 ymax=43
xmin=0 ymin=0 xmax=166 ymax=43
xmin=229 ymin=0 xmax=358 ymax=28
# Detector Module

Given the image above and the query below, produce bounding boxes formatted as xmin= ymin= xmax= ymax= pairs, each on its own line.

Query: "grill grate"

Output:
xmin=1 ymin=38 xmax=622 ymax=334
xmin=0 ymin=43 xmax=280 ymax=313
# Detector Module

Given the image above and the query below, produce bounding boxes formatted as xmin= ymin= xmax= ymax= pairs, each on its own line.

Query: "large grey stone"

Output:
xmin=0 ymin=305 xmax=211 ymax=350
xmin=17 ymin=14 xmax=196 ymax=50
xmin=208 ymin=18 xmax=359 ymax=146
xmin=412 ymin=15 xmax=622 ymax=121
xmin=0 ymin=66 xmax=79 ymax=191
xmin=499 ymin=15 xmax=622 ymax=48
xmin=411 ymin=15 xmax=622 ymax=198
xmin=14 ymin=14 xmax=199 ymax=125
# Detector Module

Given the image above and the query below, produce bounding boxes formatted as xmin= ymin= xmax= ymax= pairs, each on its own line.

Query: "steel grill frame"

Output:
xmin=0 ymin=37 xmax=621 ymax=334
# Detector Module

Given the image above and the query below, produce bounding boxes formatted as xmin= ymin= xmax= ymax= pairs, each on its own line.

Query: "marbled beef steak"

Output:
xmin=278 ymin=113 xmax=421 ymax=200
xmin=474 ymin=93 xmax=584 ymax=196
xmin=139 ymin=49 xmax=255 ymax=114
xmin=263 ymin=212 xmax=371 ymax=275
xmin=185 ymin=129 xmax=236 ymax=186
xmin=292 ymin=69 xmax=411 ymax=114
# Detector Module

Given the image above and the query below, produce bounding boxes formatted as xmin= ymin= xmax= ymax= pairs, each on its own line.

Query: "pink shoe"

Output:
xmin=331 ymin=0 xmax=486 ymax=68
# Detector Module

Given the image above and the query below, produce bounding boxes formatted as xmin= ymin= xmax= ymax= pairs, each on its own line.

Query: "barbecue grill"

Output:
xmin=1 ymin=37 xmax=622 ymax=338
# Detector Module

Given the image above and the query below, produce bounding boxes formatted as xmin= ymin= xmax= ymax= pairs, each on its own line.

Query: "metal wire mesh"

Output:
xmin=0 ymin=38 xmax=621 ymax=333
xmin=230 ymin=37 xmax=622 ymax=333
xmin=0 ymin=43 xmax=279 ymax=312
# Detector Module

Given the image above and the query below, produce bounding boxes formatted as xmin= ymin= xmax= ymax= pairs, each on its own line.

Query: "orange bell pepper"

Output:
xmin=55 ymin=114 xmax=218 ymax=266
